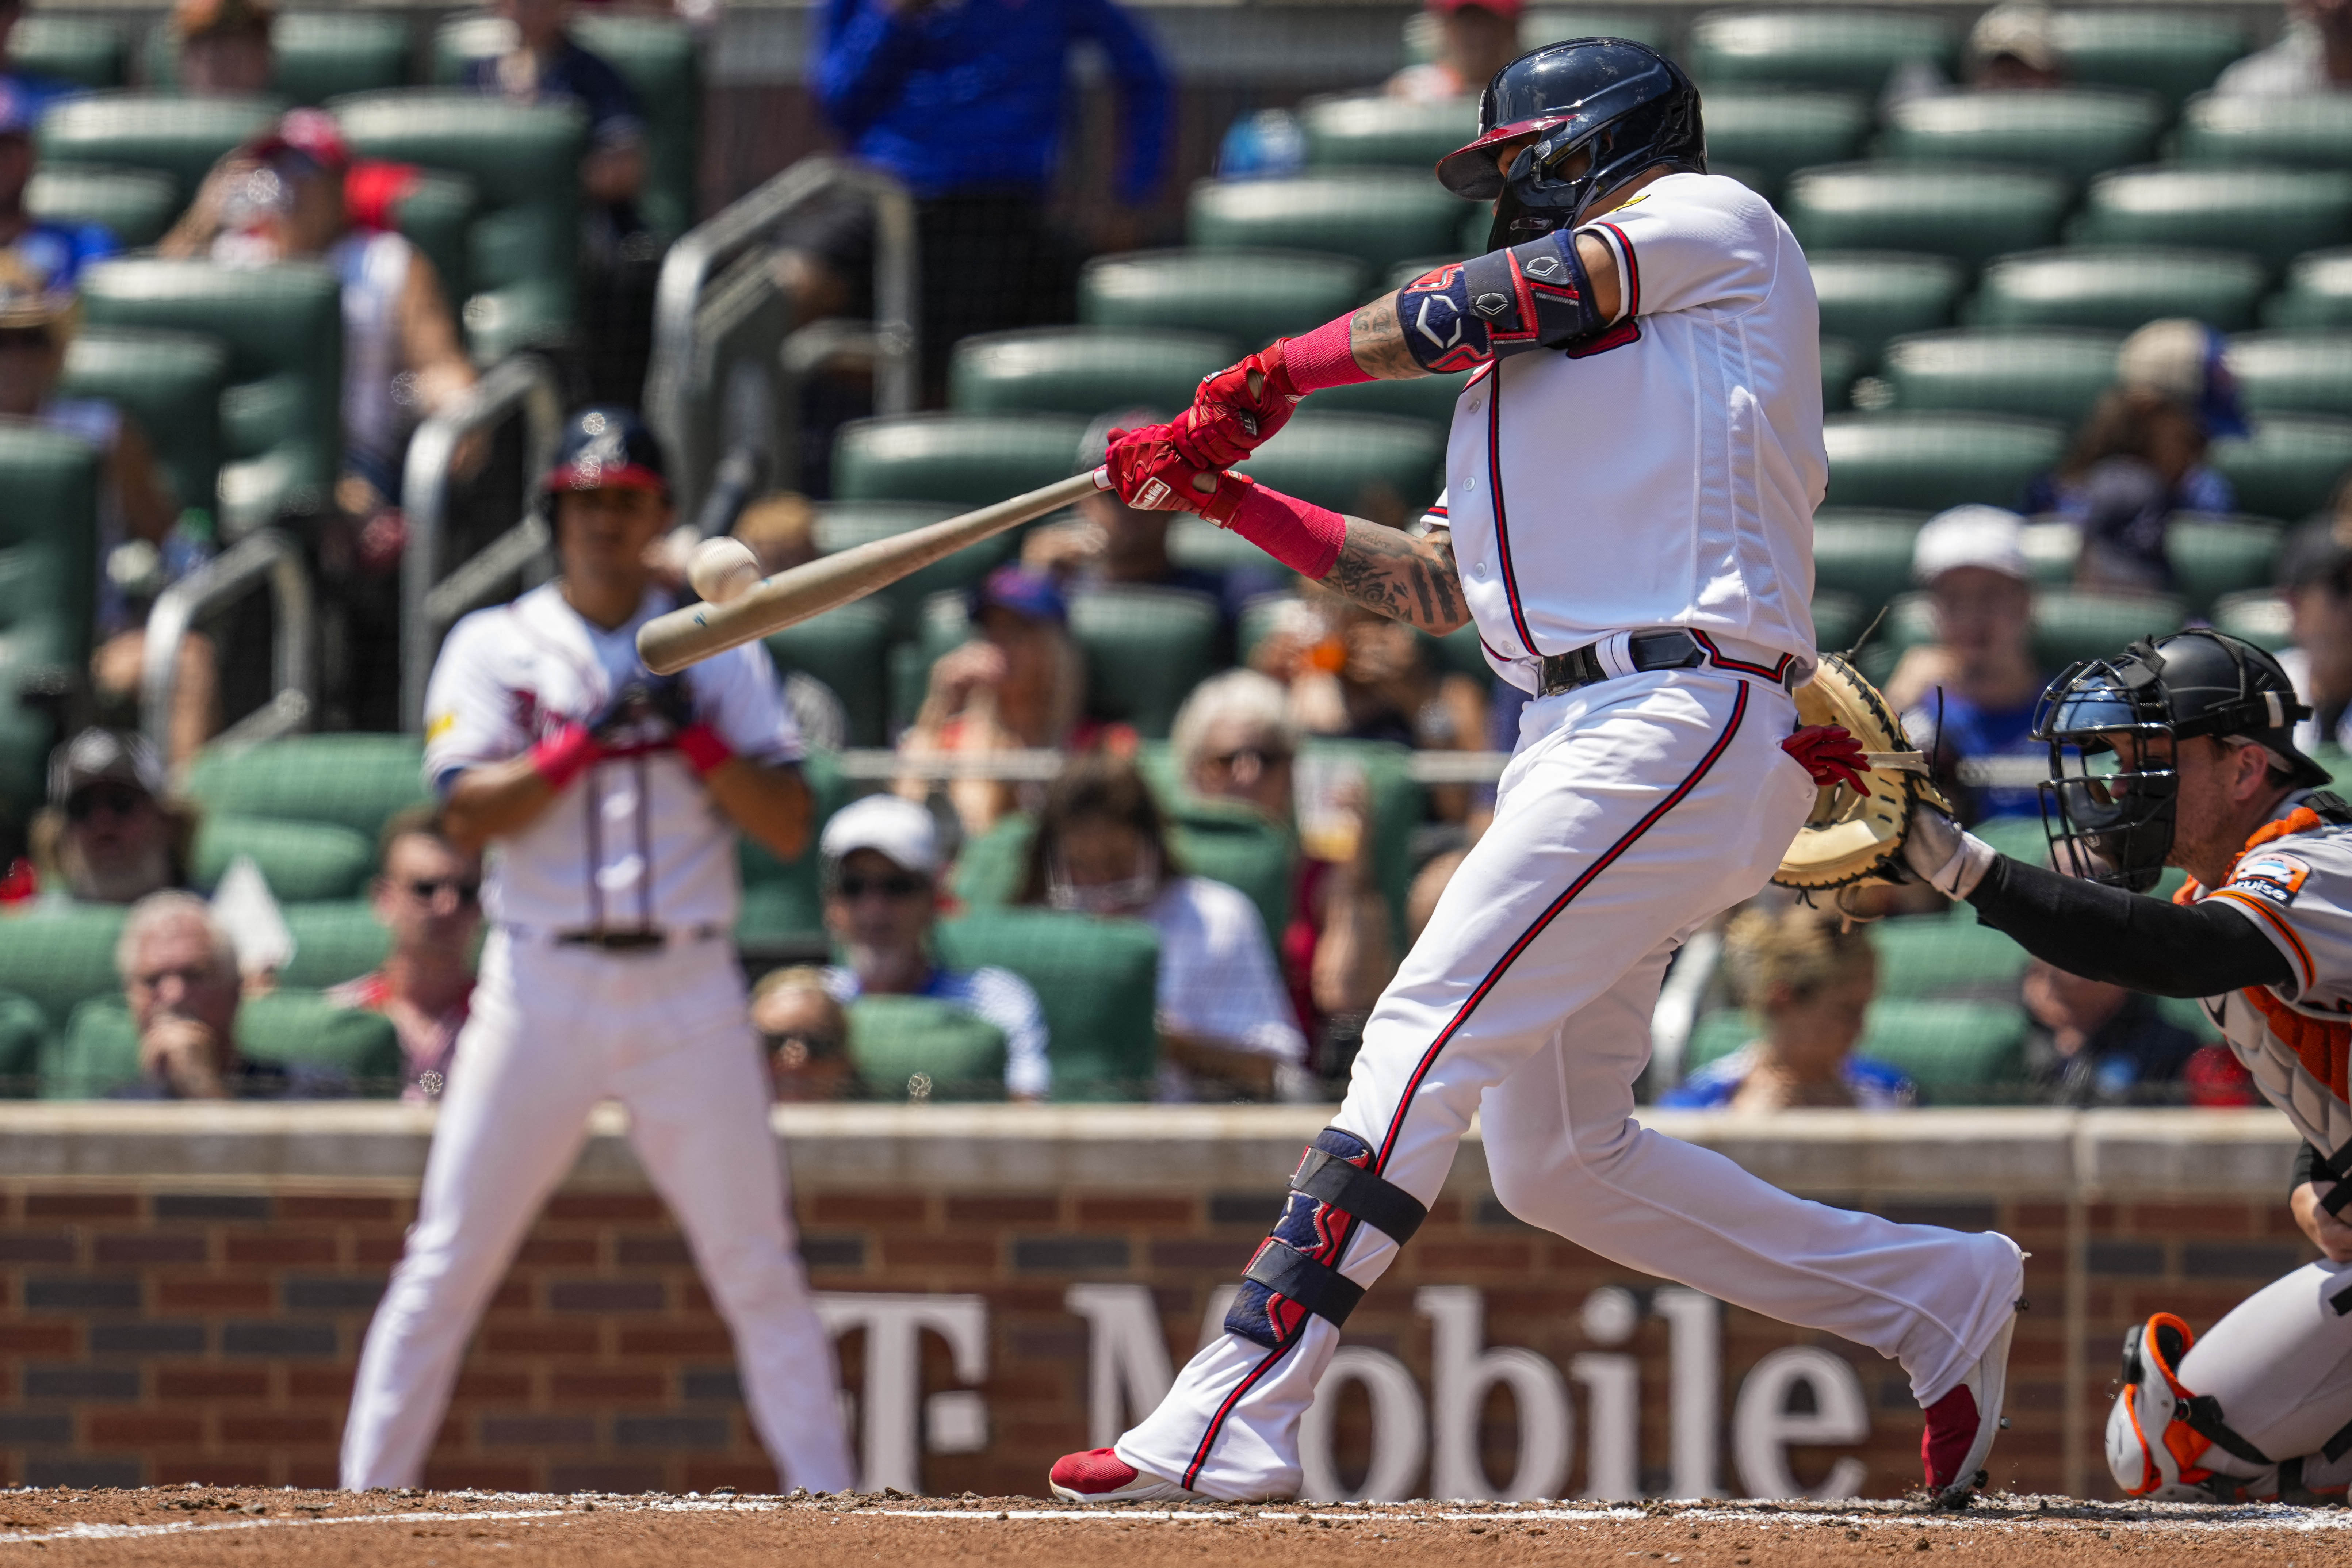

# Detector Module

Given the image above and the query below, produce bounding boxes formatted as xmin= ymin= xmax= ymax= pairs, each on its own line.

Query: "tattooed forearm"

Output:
xmin=1348 ymin=293 xmax=1430 ymax=381
xmin=1319 ymin=519 xmax=1468 ymax=634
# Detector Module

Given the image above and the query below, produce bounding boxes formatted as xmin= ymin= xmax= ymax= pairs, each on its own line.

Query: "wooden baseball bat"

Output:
xmin=638 ymin=469 xmax=1108 ymax=676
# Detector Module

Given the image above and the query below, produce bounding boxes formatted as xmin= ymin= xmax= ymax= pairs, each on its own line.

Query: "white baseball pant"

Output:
xmin=2168 ymin=1258 xmax=2352 ymax=1491
xmin=1117 ymin=665 xmax=2027 ymax=1498
xmin=340 ymin=930 xmax=856 ymax=1492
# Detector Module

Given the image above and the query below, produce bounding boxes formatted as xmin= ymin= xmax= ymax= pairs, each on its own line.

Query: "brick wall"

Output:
xmin=0 ymin=1105 xmax=2312 ymax=1499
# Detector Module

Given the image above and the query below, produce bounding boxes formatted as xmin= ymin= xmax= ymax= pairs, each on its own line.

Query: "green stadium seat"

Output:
xmin=1970 ymin=815 xmax=2053 ymax=865
xmin=2048 ymin=10 xmax=2249 ymax=106
xmin=933 ymin=908 xmax=1159 ymax=1101
xmin=2212 ymin=588 xmax=2294 ymax=652
xmin=8 ymin=15 xmax=126 ymax=88
xmin=2071 ymin=168 xmax=2352 ymax=274
xmin=1870 ymin=910 xmax=2031 ymax=999
xmin=1170 ymin=515 xmax=1291 ymax=581
xmin=1820 ymin=336 xmax=1861 ymax=413
xmin=1521 ymin=10 xmax=1672 ymax=51
xmin=0 ymin=904 xmax=125 ymax=1039
xmin=332 ymin=92 xmax=588 ymax=362
xmin=192 ymin=816 xmax=376 ymax=902
xmin=764 ymin=601 xmax=894 ymax=750
xmin=847 ymin=995 xmax=1006 ymax=1102
xmin=948 ymin=328 xmax=1235 ymax=419
xmin=0 ymin=419 xmax=99 ymax=817
xmin=0 ymin=992 xmax=47 ymax=1099
xmin=142 ymin=11 xmax=410 ymax=103
xmin=2019 ymin=519 xmax=2080 ymax=585
xmin=1878 ymin=88 xmax=2164 ymax=186
xmin=35 ymin=93 xmax=280 ymax=207
xmin=2230 ymin=332 xmax=2352 ymax=420
xmin=1683 ymin=998 xmax=2026 ymax=1104
xmin=949 ymin=813 xmax=1035 ymax=909
xmin=1822 ymin=413 xmax=2064 ymax=512
xmin=831 ymin=413 xmax=1088 ymax=507
xmin=381 ymin=170 xmax=480 ymax=309
xmin=1686 ymin=10 xmax=1955 ymax=92
xmin=1300 ymin=95 xmax=1477 ymax=170
xmin=1696 ymin=89 xmax=1869 ymax=200
xmin=77 ymin=257 xmax=341 ymax=533
xmin=2177 ymin=93 xmax=2352 ymax=172
xmin=1812 ymin=589 xmax=1865 ymax=654
xmin=2211 ymin=416 xmax=2352 ymax=521
xmin=1876 ymin=329 xmax=2120 ymax=425
xmin=1079 ymin=249 xmax=1370 ymax=350
xmin=1808 ymin=252 xmax=1967 ymax=366
xmin=1165 ymin=799 xmax=1297 ymax=954
xmin=1189 ymin=173 xmax=1471 ymax=278
xmin=1314 ymin=368 xmax=1473 ymax=427
xmin=1970 ymin=248 xmax=2265 ymax=334
xmin=184 ymin=734 xmax=429 ymax=846
xmin=24 ymin=165 xmax=177 ymax=247
xmin=812 ymin=501 xmax=1016 ymax=645
xmin=1235 ymin=412 xmax=1444 ymax=517
xmin=58 ymin=329 xmax=227 ymax=524
xmin=734 ymin=748 xmax=851 ymax=949
xmin=44 ymin=991 xmax=404 ymax=1099
xmin=1067 ymin=586 xmax=1222 ymax=739
xmin=278 ymin=901 xmax=393 ymax=991
xmin=2166 ymin=516 xmax=2284 ymax=616
xmin=2265 ymin=248 xmax=2352 ymax=330
xmin=1783 ymin=164 xmax=2070 ymax=269
xmin=2034 ymin=589 xmax=2187 ymax=669
xmin=1811 ymin=509 xmax=1925 ymax=609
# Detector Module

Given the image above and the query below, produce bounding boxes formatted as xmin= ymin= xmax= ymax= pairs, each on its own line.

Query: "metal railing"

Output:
xmin=399 ymin=353 xmax=565 ymax=730
xmin=142 ymin=528 xmax=313 ymax=764
xmin=645 ymin=156 xmax=918 ymax=530
xmin=835 ymin=749 xmax=1514 ymax=783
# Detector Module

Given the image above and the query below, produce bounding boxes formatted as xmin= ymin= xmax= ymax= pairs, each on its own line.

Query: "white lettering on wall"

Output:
xmin=1064 ymin=1284 xmax=1176 ymax=1449
xmin=1731 ymin=1344 xmax=1871 ymax=1501
xmin=1573 ymin=1286 xmax=1641 ymax=1500
xmin=814 ymin=1293 xmax=988 ymax=1493
xmin=1299 ymin=1347 xmax=1428 ymax=1503
xmin=1417 ymin=1285 xmax=1574 ymax=1501
xmin=1656 ymin=1287 xmax=1723 ymax=1499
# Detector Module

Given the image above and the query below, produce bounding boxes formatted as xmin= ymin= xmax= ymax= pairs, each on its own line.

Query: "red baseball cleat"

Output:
xmin=1923 ymin=1312 xmax=2016 ymax=1508
xmin=1048 ymin=1448 xmax=1199 ymax=1503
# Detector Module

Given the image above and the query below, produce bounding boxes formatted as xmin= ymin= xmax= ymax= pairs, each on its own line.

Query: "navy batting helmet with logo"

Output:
xmin=1437 ymin=38 xmax=1707 ymax=249
xmin=545 ymin=406 xmax=668 ymax=496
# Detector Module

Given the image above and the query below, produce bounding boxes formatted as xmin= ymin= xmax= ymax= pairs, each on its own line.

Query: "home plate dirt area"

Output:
xmin=0 ymin=1491 xmax=2343 ymax=1567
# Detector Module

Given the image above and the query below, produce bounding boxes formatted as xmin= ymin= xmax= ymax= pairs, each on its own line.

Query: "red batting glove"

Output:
xmin=1782 ymin=724 xmax=1870 ymax=791
xmin=1102 ymin=426 xmax=1258 ymax=525
xmin=530 ymin=720 xmax=603 ymax=791
xmin=1169 ymin=344 xmax=1302 ymax=469
xmin=674 ymin=721 xmax=733 ymax=776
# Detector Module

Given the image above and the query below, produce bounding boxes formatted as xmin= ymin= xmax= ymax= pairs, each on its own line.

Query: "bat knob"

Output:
xmin=1090 ymin=465 xmax=1111 ymax=491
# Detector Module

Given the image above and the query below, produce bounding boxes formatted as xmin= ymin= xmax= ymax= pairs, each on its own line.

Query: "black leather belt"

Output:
xmin=550 ymin=925 xmax=724 ymax=952
xmin=1538 ymin=630 xmax=1707 ymax=697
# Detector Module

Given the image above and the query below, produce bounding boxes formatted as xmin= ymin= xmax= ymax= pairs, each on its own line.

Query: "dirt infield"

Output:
xmin=0 ymin=1488 xmax=2342 ymax=1567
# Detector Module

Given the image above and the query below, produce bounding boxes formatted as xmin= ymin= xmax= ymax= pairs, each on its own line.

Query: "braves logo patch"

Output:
xmin=2233 ymin=853 xmax=2312 ymax=906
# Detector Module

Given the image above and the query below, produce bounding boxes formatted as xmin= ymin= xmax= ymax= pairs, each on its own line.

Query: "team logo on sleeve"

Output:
xmin=426 ymin=711 xmax=457 ymax=742
xmin=2232 ymin=853 xmax=2312 ymax=906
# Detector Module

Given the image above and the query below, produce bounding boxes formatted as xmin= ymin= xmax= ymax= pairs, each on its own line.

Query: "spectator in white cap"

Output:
xmin=2025 ymin=318 xmax=2245 ymax=594
xmin=812 ymin=794 xmax=1051 ymax=1100
xmin=1885 ymin=506 xmax=2053 ymax=821
xmin=1964 ymin=3 xmax=2067 ymax=87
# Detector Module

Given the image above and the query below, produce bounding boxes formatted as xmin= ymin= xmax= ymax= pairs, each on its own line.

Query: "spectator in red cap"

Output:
xmin=1389 ymin=0 xmax=1524 ymax=103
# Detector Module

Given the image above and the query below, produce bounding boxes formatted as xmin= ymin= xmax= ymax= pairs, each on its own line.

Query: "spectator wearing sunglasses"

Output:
xmin=750 ymin=965 xmax=854 ymax=1102
xmin=815 ymin=795 xmax=1050 ymax=1101
xmin=26 ymin=730 xmax=196 ymax=908
xmin=328 ymin=807 xmax=483 ymax=1102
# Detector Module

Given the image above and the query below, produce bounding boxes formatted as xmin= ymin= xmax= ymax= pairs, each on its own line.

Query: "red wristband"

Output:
xmin=674 ymin=721 xmax=733 ymax=776
xmin=1224 ymin=483 xmax=1349 ymax=579
xmin=530 ymin=722 xmax=600 ymax=791
xmin=1279 ymin=316 xmax=1375 ymax=395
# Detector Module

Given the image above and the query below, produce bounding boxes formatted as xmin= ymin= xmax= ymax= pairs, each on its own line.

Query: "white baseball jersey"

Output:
xmin=423 ymin=582 xmax=803 ymax=932
xmin=2185 ymin=796 xmax=2352 ymax=1160
xmin=1424 ymin=171 xmax=1827 ymax=693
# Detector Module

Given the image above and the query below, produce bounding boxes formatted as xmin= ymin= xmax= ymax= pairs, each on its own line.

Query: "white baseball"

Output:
xmin=688 ymin=536 xmax=763 ymax=604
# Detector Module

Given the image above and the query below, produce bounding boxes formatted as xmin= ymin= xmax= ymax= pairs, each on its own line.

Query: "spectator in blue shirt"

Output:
xmin=0 ymin=0 xmax=80 ymax=121
xmin=0 ymin=87 xmax=114 ymax=296
xmin=811 ymin=0 xmax=1171 ymax=398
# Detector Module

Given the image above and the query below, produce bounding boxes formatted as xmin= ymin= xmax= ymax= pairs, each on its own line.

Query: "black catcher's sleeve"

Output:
xmin=1962 ymin=855 xmax=2296 ymax=998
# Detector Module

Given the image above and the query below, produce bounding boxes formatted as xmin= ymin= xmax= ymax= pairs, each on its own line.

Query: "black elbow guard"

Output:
xmin=1395 ymin=232 xmax=1603 ymax=372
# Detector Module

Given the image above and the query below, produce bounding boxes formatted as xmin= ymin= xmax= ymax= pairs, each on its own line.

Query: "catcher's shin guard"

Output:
xmin=2105 ymin=1312 xmax=2273 ymax=1499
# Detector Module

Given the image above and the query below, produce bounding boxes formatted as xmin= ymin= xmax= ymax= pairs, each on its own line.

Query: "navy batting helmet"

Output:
xmin=545 ymin=406 xmax=668 ymax=496
xmin=1437 ymin=38 xmax=1706 ymax=249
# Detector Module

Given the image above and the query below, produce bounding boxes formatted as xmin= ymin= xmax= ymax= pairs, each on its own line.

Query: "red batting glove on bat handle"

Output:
xmin=1782 ymin=724 xmax=1870 ymax=791
xmin=1104 ymin=427 xmax=1346 ymax=579
xmin=1171 ymin=318 xmax=1373 ymax=469
xmin=530 ymin=720 xmax=603 ymax=791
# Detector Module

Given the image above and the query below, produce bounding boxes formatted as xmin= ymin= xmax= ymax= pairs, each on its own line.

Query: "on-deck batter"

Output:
xmin=1050 ymin=38 xmax=2024 ymax=1507
xmin=340 ymin=407 xmax=855 ymax=1493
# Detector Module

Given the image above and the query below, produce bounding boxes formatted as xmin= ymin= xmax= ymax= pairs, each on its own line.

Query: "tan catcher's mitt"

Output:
xmin=1772 ymin=654 xmax=1954 ymax=893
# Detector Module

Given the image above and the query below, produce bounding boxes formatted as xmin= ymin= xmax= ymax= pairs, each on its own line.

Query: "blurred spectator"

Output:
xmin=0 ymin=93 xmax=116 ymax=294
xmin=2019 ymin=957 xmax=2202 ymax=1106
xmin=2280 ymin=526 xmax=2352 ymax=751
xmin=1172 ymin=671 xmax=1393 ymax=1055
xmin=171 ymin=0 xmax=275 ymax=98
xmin=1016 ymin=753 xmax=1307 ymax=1102
xmin=1022 ymin=413 xmax=1284 ymax=640
xmin=752 ymin=965 xmax=855 ymax=1102
xmin=163 ymin=111 xmax=477 ymax=527
xmin=815 ymin=795 xmax=1050 ymax=1100
xmin=897 ymin=565 xmax=1112 ymax=837
xmin=1886 ymin=507 xmax=2052 ymax=821
xmin=114 ymin=891 xmax=340 ymax=1099
xmin=733 ymin=492 xmax=820 ymax=577
xmin=2023 ymin=318 xmax=2245 ymax=594
xmin=1661 ymin=905 xmax=1915 ymax=1111
xmin=0 ymin=0 xmax=80 ymax=116
xmin=27 ymin=731 xmax=193 ymax=909
xmin=328 ymin=807 xmax=481 ymax=1103
xmin=811 ymin=0 xmax=1170 ymax=398
xmin=1964 ymin=4 xmax=2068 ymax=88
xmin=1388 ymin=0 xmax=1522 ymax=103
xmin=2215 ymin=0 xmax=2352 ymax=95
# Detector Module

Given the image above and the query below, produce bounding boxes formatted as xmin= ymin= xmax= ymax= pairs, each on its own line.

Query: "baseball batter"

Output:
xmin=1051 ymin=39 xmax=2024 ymax=1505
xmin=1891 ymin=630 xmax=2352 ymax=1504
xmin=340 ymin=408 xmax=855 ymax=1493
